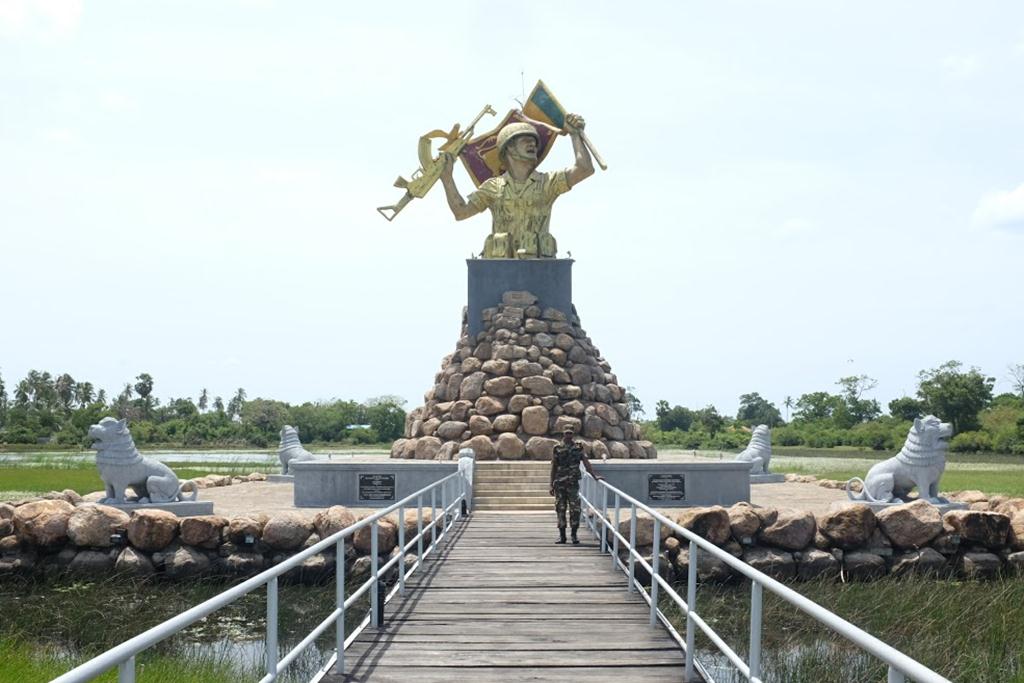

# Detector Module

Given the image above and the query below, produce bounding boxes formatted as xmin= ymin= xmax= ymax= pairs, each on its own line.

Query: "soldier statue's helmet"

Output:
xmin=496 ymin=122 xmax=540 ymax=158
xmin=562 ymin=426 xmax=576 ymax=436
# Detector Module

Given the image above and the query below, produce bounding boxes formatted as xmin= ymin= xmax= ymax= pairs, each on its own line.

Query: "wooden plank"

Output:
xmin=316 ymin=512 xmax=689 ymax=683
xmin=327 ymin=664 xmax=686 ymax=682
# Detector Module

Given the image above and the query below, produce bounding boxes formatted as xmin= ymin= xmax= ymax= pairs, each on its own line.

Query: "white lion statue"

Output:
xmin=736 ymin=424 xmax=772 ymax=474
xmin=846 ymin=415 xmax=953 ymax=504
xmin=91 ymin=417 xmax=198 ymax=504
xmin=278 ymin=425 xmax=317 ymax=475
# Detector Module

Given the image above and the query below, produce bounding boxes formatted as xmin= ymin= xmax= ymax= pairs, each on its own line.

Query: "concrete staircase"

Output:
xmin=473 ymin=461 xmax=552 ymax=511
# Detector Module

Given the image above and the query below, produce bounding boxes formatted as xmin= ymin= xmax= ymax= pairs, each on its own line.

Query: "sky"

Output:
xmin=1 ymin=0 xmax=1023 ymax=418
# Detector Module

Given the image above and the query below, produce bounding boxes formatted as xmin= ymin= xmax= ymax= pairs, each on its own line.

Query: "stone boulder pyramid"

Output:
xmin=391 ymin=291 xmax=656 ymax=461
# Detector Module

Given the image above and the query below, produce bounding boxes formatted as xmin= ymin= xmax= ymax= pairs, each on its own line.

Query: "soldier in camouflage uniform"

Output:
xmin=549 ymin=426 xmax=604 ymax=544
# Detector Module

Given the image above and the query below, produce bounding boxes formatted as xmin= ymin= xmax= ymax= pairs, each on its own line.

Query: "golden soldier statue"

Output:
xmin=439 ymin=114 xmax=595 ymax=259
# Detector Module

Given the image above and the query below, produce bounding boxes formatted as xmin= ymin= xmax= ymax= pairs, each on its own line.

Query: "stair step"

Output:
xmin=474 ymin=477 xmax=550 ymax=484
xmin=474 ymin=504 xmax=553 ymax=511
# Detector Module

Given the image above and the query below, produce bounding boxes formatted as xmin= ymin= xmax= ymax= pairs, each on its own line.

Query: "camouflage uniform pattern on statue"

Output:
xmin=551 ymin=441 xmax=584 ymax=528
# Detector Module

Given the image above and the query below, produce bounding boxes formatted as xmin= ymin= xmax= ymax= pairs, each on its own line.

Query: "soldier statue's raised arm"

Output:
xmin=439 ymin=114 xmax=594 ymax=259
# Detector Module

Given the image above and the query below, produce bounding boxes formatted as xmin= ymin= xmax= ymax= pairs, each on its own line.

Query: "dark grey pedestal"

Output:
xmin=466 ymin=258 xmax=573 ymax=337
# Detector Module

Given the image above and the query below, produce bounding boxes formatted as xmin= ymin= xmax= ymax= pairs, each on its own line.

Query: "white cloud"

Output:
xmin=942 ymin=54 xmax=982 ymax=79
xmin=98 ymin=90 xmax=137 ymax=114
xmin=42 ymin=127 xmax=77 ymax=143
xmin=0 ymin=0 xmax=81 ymax=39
xmin=972 ymin=182 xmax=1024 ymax=232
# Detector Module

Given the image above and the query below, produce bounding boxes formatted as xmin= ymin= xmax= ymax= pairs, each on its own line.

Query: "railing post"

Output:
xmin=398 ymin=506 xmax=406 ymax=595
xmin=650 ymin=519 xmax=660 ymax=626
xmin=117 ymin=656 xmax=135 ymax=683
xmin=267 ymin=576 xmax=279 ymax=679
xmin=336 ymin=538 xmax=346 ymax=674
xmin=887 ymin=666 xmax=906 ymax=683
xmin=749 ymin=581 xmax=763 ymax=681
xmin=600 ymin=484 xmax=608 ymax=553
xmin=612 ymin=493 xmax=621 ymax=570
xmin=370 ymin=521 xmax=379 ymax=628
xmin=627 ymin=505 xmax=637 ymax=593
xmin=685 ymin=541 xmax=697 ymax=681
xmin=417 ymin=494 xmax=424 ymax=561
xmin=430 ymin=487 xmax=437 ymax=554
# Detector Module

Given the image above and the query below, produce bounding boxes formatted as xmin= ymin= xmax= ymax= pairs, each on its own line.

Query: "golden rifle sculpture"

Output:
xmin=376 ymin=105 xmax=497 ymax=222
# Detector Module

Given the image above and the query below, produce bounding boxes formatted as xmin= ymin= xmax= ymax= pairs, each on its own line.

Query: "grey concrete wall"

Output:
xmin=595 ymin=462 xmax=751 ymax=508
xmin=292 ymin=461 xmax=458 ymax=508
xmin=466 ymin=258 xmax=573 ymax=337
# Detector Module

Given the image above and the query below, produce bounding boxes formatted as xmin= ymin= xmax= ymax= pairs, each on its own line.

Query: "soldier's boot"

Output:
xmin=570 ymin=526 xmax=580 ymax=545
xmin=555 ymin=527 xmax=567 ymax=544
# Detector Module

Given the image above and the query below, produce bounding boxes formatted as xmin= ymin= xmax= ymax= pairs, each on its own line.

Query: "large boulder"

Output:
xmin=1009 ymin=512 xmax=1024 ymax=552
xmin=67 ymin=504 xmax=131 ymax=548
xmin=675 ymin=507 xmax=731 ymax=545
xmin=414 ymin=436 xmax=444 ymax=460
xmin=353 ymin=515 xmax=398 ymax=555
xmin=521 ymin=376 xmax=555 ymax=396
xmin=436 ymin=421 xmax=469 ymax=441
xmin=127 ymin=509 xmax=179 ymax=551
xmin=796 ymin=549 xmax=839 ymax=580
xmin=262 ymin=512 xmax=314 ymax=550
xmin=115 ymin=546 xmax=155 ymax=577
xmin=158 ymin=543 xmax=212 ymax=579
xmin=727 ymin=503 xmax=761 ymax=544
xmin=313 ymin=506 xmax=357 ymax=540
xmin=467 ymin=434 xmax=495 ymax=460
xmin=942 ymin=510 xmax=1010 ymax=548
xmin=180 ymin=515 xmax=228 ymax=550
xmin=521 ymin=406 xmax=550 ymax=435
xmin=68 ymin=549 xmax=116 ymax=577
xmin=875 ymin=500 xmax=943 ymax=549
xmin=817 ymin=504 xmax=876 ymax=549
xmin=890 ymin=548 xmax=949 ymax=577
xmin=474 ymin=396 xmax=506 ymax=416
xmin=958 ymin=552 xmax=1002 ymax=580
xmin=483 ymin=376 xmax=516 ymax=398
xmin=13 ymin=500 xmax=75 ymax=546
xmin=227 ymin=515 xmax=267 ymax=544
xmin=843 ymin=551 xmax=887 ymax=580
xmin=758 ymin=508 xmax=816 ymax=551
xmin=742 ymin=547 xmax=795 ymax=580
xmin=618 ymin=513 xmax=671 ymax=547
xmin=495 ymin=433 xmax=526 ymax=459
xmin=524 ymin=436 xmax=558 ymax=461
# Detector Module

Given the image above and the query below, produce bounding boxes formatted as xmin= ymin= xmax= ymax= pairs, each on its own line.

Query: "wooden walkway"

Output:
xmin=324 ymin=512 xmax=687 ymax=682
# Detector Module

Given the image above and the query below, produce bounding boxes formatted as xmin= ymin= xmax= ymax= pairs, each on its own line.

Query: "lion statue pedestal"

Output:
xmin=736 ymin=425 xmax=785 ymax=483
xmin=844 ymin=415 xmax=968 ymax=513
xmin=90 ymin=417 xmax=214 ymax=516
xmin=267 ymin=425 xmax=322 ymax=483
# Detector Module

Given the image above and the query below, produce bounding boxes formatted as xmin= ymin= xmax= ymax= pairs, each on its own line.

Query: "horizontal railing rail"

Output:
xmin=53 ymin=454 xmax=475 ymax=683
xmin=577 ymin=473 xmax=951 ymax=683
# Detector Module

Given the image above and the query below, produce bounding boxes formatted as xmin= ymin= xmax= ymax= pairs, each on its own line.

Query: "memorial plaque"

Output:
xmin=358 ymin=473 xmax=396 ymax=501
xmin=648 ymin=473 xmax=685 ymax=501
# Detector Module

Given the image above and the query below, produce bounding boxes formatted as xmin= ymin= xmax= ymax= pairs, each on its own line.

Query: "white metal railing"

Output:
xmin=577 ymin=473 xmax=951 ymax=683
xmin=52 ymin=454 xmax=475 ymax=683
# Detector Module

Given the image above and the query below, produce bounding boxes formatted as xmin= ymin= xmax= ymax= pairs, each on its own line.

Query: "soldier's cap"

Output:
xmin=562 ymin=426 xmax=576 ymax=435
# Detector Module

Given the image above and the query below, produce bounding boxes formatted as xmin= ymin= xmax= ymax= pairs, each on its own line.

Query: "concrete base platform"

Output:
xmin=292 ymin=461 xmax=458 ymax=507
xmin=266 ymin=474 xmax=294 ymax=483
xmin=750 ymin=473 xmax=787 ymax=484
xmin=100 ymin=500 xmax=215 ymax=517
xmin=830 ymin=499 xmax=969 ymax=514
xmin=598 ymin=461 xmax=751 ymax=507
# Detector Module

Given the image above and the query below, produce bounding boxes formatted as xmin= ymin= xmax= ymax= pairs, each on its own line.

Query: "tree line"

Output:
xmin=646 ymin=360 xmax=1024 ymax=455
xmin=0 ymin=370 xmax=406 ymax=448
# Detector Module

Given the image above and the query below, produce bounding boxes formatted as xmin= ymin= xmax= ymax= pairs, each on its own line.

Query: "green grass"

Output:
xmin=0 ymin=636 xmax=255 ymax=683
xmin=663 ymin=577 xmax=1024 ymax=682
xmin=781 ymin=463 xmax=1024 ymax=497
xmin=0 ymin=575 xmax=367 ymax=682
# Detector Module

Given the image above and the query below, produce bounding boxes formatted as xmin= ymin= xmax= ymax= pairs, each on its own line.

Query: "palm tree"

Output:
xmin=198 ymin=388 xmax=209 ymax=412
xmin=75 ymin=382 xmax=95 ymax=406
xmin=783 ymin=396 xmax=794 ymax=422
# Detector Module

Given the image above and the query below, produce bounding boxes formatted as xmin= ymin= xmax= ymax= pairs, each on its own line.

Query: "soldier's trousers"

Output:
xmin=554 ymin=484 xmax=581 ymax=529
